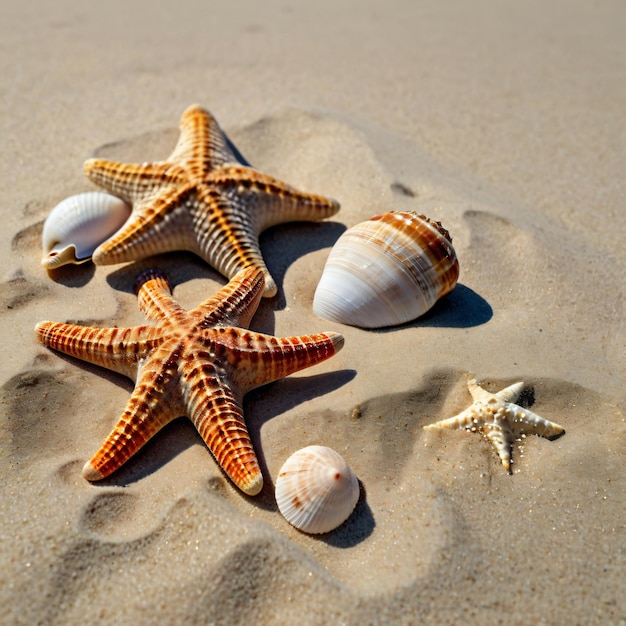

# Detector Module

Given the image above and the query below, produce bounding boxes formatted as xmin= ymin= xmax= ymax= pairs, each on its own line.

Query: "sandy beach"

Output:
xmin=1 ymin=1 xmax=624 ymax=623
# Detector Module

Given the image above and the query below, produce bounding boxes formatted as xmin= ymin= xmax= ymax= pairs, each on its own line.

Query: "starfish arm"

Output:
xmin=467 ymin=378 xmax=499 ymax=403
xmin=191 ymin=170 xmax=338 ymax=298
xmin=167 ymin=104 xmax=239 ymax=176
xmin=82 ymin=350 xmax=183 ymax=480
xmin=210 ymin=166 xmax=340 ymax=231
xmin=423 ymin=406 xmax=484 ymax=431
xmin=92 ymin=186 xmax=200 ymax=265
xmin=505 ymin=404 xmax=565 ymax=438
xmin=220 ymin=329 xmax=345 ymax=392
xmin=482 ymin=423 xmax=514 ymax=473
xmin=35 ymin=321 xmax=158 ymax=379
xmin=181 ymin=361 xmax=262 ymax=495
xmin=84 ymin=159 xmax=186 ymax=204
xmin=188 ymin=187 xmax=277 ymax=296
xmin=495 ymin=382 xmax=525 ymax=403
xmin=133 ymin=269 xmax=187 ymax=326
xmin=193 ymin=267 xmax=265 ymax=329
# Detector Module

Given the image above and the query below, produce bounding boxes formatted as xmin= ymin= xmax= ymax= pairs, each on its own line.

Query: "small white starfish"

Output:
xmin=424 ymin=378 xmax=565 ymax=473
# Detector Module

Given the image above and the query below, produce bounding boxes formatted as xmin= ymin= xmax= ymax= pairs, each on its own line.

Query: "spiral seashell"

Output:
xmin=41 ymin=192 xmax=131 ymax=269
xmin=275 ymin=445 xmax=360 ymax=534
xmin=313 ymin=211 xmax=460 ymax=329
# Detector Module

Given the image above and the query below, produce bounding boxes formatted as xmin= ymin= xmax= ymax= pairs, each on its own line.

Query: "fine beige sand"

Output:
xmin=1 ymin=1 xmax=624 ymax=624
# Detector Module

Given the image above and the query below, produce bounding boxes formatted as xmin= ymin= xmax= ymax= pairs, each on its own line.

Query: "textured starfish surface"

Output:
xmin=424 ymin=379 xmax=565 ymax=473
xmin=84 ymin=104 xmax=340 ymax=297
xmin=35 ymin=267 xmax=344 ymax=495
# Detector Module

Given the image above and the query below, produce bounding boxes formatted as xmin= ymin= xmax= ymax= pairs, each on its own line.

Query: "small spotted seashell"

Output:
xmin=41 ymin=192 xmax=131 ymax=269
xmin=275 ymin=445 xmax=360 ymax=534
xmin=313 ymin=211 xmax=460 ymax=329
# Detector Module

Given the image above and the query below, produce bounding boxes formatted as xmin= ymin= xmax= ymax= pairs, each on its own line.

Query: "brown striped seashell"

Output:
xmin=41 ymin=192 xmax=131 ymax=270
xmin=313 ymin=211 xmax=460 ymax=329
xmin=275 ymin=445 xmax=360 ymax=534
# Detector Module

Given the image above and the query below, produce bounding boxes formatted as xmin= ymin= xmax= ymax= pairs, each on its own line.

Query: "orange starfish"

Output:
xmin=84 ymin=104 xmax=340 ymax=297
xmin=34 ymin=267 xmax=344 ymax=495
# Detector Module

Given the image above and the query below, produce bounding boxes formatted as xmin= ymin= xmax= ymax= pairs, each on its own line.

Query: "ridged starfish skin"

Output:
xmin=34 ymin=267 xmax=344 ymax=495
xmin=84 ymin=104 xmax=340 ymax=297
xmin=424 ymin=379 xmax=565 ymax=473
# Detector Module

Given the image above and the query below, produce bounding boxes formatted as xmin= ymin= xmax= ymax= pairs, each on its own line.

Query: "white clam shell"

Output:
xmin=41 ymin=192 xmax=131 ymax=269
xmin=313 ymin=211 xmax=460 ymax=329
xmin=275 ymin=445 xmax=360 ymax=534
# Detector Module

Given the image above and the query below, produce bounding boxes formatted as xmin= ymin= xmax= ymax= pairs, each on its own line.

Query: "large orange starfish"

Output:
xmin=34 ymin=267 xmax=344 ymax=495
xmin=84 ymin=104 xmax=340 ymax=297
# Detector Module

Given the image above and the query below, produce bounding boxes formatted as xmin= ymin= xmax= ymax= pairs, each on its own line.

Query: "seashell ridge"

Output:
xmin=275 ymin=445 xmax=360 ymax=534
xmin=313 ymin=211 xmax=460 ymax=329
xmin=41 ymin=191 xmax=131 ymax=270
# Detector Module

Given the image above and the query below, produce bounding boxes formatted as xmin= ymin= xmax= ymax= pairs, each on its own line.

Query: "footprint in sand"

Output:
xmin=79 ymin=491 xmax=147 ymax=542
xmin=1 ymin=274 xmax=49 ymax=311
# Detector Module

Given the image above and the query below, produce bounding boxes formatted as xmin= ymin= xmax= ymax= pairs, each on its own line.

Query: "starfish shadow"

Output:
xmin=103 ymin=251 xmax=282 ymax=335
xmin=91 ymin=418 xmax=206 ymax=486
xmin=104 ymin=252 xmax=225 ymax=295
xmin=259 ymin=220 xmax=347 ymax=310
xmin=102 ymin=253 xmax=294 ymax=337
xmin=102 ymin=239 xmax=354 ymax=336
xmin=224 ymin=134 xmax=252 ymax=166
xmin=242 ymin=368 xmax=357 ymax=510
xmin=27 ymin=354 xmax=199 ymax=487
xmin=245 ymin=369 xmax=357 ymax=429
xmin=93 ymin=125 xmax=250 ymax=165
xmin=42 ymin=352 xmax=135 ymax=393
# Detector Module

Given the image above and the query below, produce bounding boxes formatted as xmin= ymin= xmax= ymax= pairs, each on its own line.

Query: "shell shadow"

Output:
xmin=44 ymin=262 xmax=97 ymax=287
xmin=13 ymin=218 xmax=98 ymax=288
xmin=11 ymin=220 xmax=96 ymax=288
xmin=369 ymin=283 xmax=492 ymax=333
xmin=416 ymin=283 xmax=493 ymax=329
xmin=252 ymin=481 xmax=374 ymax=546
